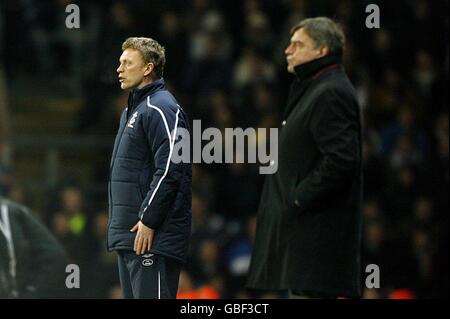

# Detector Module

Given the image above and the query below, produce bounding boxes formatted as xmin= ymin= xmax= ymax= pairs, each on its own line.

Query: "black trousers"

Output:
xmin=117 ymin=251 xmax=181 ymax=299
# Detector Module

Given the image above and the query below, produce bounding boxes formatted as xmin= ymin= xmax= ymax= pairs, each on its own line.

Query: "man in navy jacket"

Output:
xmin=108 ymin=37 xmax=191 ymax=299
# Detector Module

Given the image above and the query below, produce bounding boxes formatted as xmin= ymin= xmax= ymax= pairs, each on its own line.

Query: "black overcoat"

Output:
xmin=247 ymin=55 xmax=363 ymax=298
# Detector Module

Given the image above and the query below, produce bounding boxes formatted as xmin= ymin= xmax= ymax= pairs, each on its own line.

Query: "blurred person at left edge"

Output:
xmin=0 ymin=197 xmax=69 ymax=298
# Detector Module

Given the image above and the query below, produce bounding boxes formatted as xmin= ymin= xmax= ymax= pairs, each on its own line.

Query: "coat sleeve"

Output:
xmin=293 ymin=88 xmax=361 ymax=213
xmin=139 ymin=103 xmax=183 ymax=229
xmin=18 ymin=207 xmax=69 ymax=298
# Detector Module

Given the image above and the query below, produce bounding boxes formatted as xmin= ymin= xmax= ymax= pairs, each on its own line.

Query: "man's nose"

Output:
xmin=285 ymin=45 xmax=292 ymax=55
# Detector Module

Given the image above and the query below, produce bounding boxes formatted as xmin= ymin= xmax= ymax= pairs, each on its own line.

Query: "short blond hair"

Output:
xmin=122 ymin=37 xmax=166 ymax=78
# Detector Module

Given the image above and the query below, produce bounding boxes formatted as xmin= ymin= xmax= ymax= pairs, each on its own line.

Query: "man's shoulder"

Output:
xmin=141 ymin=90 xmax=179 ymax=115
xmin=314 ymin=73 xmax=356 ymax=100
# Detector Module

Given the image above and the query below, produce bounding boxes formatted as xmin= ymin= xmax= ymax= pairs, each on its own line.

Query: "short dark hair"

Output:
xmin=291 ymin=17 xmax=346 ymax=57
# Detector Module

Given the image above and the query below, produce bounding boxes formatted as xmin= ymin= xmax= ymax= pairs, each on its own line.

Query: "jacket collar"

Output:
xmin=128 ymin=78 xmax=165 ymax=110
xmin=282 ymin=55 xmax=342 ymax=119
xmin=293 ymin=54 xmax=342 ymax=83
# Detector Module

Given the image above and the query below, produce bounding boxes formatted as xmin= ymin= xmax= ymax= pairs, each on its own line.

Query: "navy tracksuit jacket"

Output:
xmin=107 ymin=79 xmax=192 ymax=263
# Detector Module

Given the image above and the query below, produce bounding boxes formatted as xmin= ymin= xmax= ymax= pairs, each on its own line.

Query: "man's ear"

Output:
xmin=318 ymin=46 xmax=330 ymax=58
xmin=144 ymin=63 xmax=154 ymax=77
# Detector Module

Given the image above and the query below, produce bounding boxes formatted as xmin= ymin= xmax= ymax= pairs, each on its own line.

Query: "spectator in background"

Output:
xmin=177 ymin=269 xmax=221 ymax=299
xmin=192 ymin=164 xmax=216 ymax=205
xmin=362 ymin=199 xmax=384 ymax=224
xmin=368 ymin=68 xmax=402 ymax=129
xmin=182 ymin=31 xmax=232 ymax=99
xmin=362 ymin=137 xmax=388 ymax=198
xmin=190 ymin=191 xmax=225 ymax=241
xmin=411 ymin=228 xmax=434 ymax=295
xmin=429 ymin=113 xmax=449 ymax=213
xmin=233 ymin=46 xmax=276 ymax=91
xmin=0 ymin=197 xmax=69 ymax=298
xmin=218 ymin=163 xmax=262 ymax=220
xmin=234 ymin=83 xmax=279 ymax=128
xmin=193 ymin=239 xmax=221 ymax=285
xmin=50 ymin=185 xmax=89 ymax=264
xmin=243 ymin=10 xmax=274 ymax=57
xmin=201 ymin=90 xmax=234 ymax=129
xmin=383 ymin=166 xmax=419 ymax=229
xmin=58 ymin=186 xmax=88 ymax=236
xmin=187 ymin=191 xmax=226 ymax=281
xmin=184 ymin=0 xmax=231 ymax=63
xmin=82 ymin=210 xmax=119 ymax=298
xmin=390 ymin=133 xmax=422 ymax=169
xmin=380 ymin=106 xmax=429 ymax=161
xmin=412 ymin=49 xmax=437 ymax=100
xmin=412 ymin=196 xmax=437 ymax=235
xmin=368 ymin=29 xmax=395 ymax=81
xmin=223 ymin=215 xmax=256 ymax=297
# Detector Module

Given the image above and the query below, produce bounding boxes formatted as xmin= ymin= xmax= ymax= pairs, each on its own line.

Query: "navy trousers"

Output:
xmin=117 ymin=251 xmax=181 ymax=299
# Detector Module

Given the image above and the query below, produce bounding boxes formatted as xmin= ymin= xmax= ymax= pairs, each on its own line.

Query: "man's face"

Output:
xmin=285 ymin=28 xmax=327 ymax=74
xmin=117 ymin=48 xmax=152 ymax=90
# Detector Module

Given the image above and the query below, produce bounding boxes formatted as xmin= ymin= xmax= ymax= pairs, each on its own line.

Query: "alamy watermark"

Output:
xmin=168 ymin=120 xmax=279 ymax=175
xmin=365 ymin=4 xmax=381 ymax=29
xmin=66 ymin=3 xmax=380 ymax=30
xmin=65 ymin=264 xmax=80 ymax=289
xmin=65 ymin=4 xmax=80 ymax=29
xmin=365 ymin=264 xmax=381 ymax=289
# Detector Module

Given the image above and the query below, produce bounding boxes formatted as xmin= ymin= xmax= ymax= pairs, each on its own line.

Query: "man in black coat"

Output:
xmin=247 ymin=17 xmax=363 ymax=298
xmin=0 ymin=197 xmax=69 ymax=298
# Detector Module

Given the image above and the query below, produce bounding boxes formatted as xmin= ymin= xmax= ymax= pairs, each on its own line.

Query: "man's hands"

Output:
xmin=130 ymin=221 xmax=155 ymax=255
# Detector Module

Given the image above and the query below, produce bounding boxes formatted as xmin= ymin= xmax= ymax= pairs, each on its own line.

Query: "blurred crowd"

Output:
xmin=0 ymin=0 xmax=448 ymax=298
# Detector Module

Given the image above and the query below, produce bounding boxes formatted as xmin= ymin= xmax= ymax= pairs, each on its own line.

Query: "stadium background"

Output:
xmin=0 ymin=0 xmax=448 ymax=298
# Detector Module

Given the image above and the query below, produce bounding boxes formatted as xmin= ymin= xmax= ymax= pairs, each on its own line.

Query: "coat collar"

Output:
xmin=128 ymin=78 xmax=165 ymax=110
xmin=293 ymin=54 xmax=342 ymax=83
xmin=282 ymin=55 xmax=342 ymax=119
